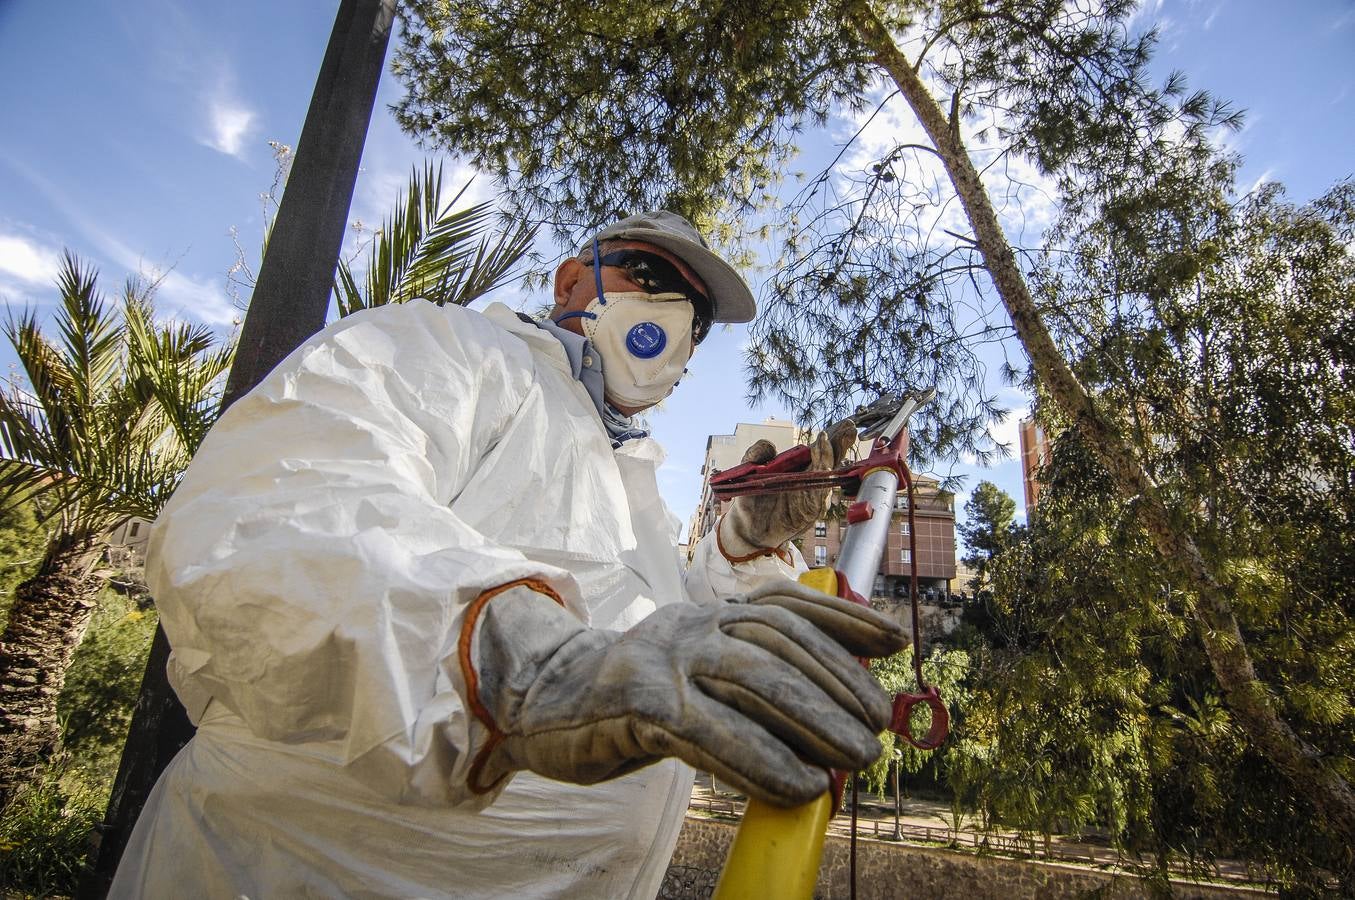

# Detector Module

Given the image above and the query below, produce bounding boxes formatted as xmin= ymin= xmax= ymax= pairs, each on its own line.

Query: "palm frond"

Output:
xmin=123 ymin=291 xmax=233 ymax=454
xmin=0 ymin=251 xmax=233 ymax=534
xmin=6 ymin=309 xmax=72 ymax=438
xmin=53 ymin=251 xmax=123 ymax=409
xmin=434 ymin=210 xmax=538 ymax=307
xmin=334 ymin=162 xmax=536 ymax=317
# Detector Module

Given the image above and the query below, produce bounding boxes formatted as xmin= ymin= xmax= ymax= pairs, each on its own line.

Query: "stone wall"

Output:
xmin=660 ymin=816 xmax=1268 ymax=899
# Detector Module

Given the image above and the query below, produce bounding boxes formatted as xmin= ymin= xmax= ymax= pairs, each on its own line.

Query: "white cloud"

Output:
xmin=987 ymin=402 xmax=1030 ymax=455
xmin=150 ymin=269 xmax=239 ymax=327
xmin=1202 ymin=2 xmax=1223 ymax=30
xmin=3 ymin=159 xmax=238 ymax=331
xmin=1128 ymin=0 xmax=1167 ymax=30
xmin=201 ymin=95 xmax=256 ymax=159
xmin=0 ymin=233 xmax=62 ymax=285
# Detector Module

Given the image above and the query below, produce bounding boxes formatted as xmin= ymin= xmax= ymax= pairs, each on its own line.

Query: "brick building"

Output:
xmin=1018 ymin=417 xmax=1051 ymax=511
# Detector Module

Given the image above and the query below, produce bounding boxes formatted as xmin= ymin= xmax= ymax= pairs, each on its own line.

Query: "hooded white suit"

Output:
xmin=109 ymin=300 xmax=802 ymax=899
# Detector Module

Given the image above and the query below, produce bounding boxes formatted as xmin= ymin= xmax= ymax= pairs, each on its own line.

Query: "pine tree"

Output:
xmin=393 ymin=0 xmax=1355 ymax=863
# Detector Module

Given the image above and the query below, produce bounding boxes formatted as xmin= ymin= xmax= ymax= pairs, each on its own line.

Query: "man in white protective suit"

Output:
xmin=110 ymin=211 xmax=907 ymax=898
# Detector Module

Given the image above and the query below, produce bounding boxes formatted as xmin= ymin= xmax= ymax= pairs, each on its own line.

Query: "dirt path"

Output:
xmin=688 ymin=774 xmax=1268 ymax=889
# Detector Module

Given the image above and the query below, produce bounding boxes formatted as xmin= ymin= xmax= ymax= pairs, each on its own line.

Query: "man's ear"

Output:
xmin=552 ymin=257 xmax=586 ymax=310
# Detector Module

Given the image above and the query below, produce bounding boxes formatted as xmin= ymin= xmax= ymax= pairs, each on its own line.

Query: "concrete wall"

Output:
xmin=660 ymin=816 xmax=1266 ymax=900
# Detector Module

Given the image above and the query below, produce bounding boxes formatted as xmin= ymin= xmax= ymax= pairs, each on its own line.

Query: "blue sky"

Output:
xmin=2 ymin=1 xmax=1352 ymax=542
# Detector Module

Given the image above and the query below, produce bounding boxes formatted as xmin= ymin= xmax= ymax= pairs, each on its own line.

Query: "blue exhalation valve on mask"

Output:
xmin=626 ymin=322 xmax=667 ymax=359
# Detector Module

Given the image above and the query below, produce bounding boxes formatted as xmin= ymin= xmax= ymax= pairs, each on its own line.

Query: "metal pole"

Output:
xmin=81 ymin=1 xmax=397 ymax=893
xmin=835 ymin=469 xmax=900 ymax=596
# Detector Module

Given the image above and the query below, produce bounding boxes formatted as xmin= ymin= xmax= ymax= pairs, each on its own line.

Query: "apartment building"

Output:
xmin=1018 ymin=417 xmax=1051 ymax=511
xmin=687 ymin=418 xmax=802 ymax=556
xmin=688 ymin=418 xmax=957 ymax=607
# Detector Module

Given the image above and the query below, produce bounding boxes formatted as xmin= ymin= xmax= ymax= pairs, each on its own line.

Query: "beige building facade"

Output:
xmin=687 ymin=419 xmax=958 ymax=613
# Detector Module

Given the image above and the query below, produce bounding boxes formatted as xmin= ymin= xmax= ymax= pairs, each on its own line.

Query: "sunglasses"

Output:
xmin=583 ymin=249 xmax=714 ymax=345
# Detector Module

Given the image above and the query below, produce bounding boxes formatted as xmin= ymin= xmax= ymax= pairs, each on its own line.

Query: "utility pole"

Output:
xmin=82 ymin=0 xmax=398 ymax=893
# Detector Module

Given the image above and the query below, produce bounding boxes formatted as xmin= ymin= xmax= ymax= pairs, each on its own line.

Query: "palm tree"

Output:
xmin=333 ymin=162 xmax=536 ymax=316
xmin=0 ymin=253 xmax=232 ymax=809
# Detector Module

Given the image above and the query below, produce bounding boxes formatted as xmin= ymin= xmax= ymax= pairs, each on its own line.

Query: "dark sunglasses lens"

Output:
xmin=599 ymin=251 xmax=712 ymax=344
xmin=692 ymin=316 xmax=711 ymax=345
xmin=603 ymin=252 xmax=680 ymax=293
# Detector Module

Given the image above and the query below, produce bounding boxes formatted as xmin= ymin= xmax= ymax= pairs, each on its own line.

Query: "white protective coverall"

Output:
xmin=110 ymin=300 xmax=804 ymax=899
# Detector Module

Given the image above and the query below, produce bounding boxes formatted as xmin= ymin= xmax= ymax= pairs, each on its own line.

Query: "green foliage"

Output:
xmin=0 ymin=757 xmax=103 ymax=898
xmin=58 ymin=589 xmax=159 ymax=783
xmin=395 ymin=0 xmax=873 ymax=244
xmin=0 ymin=500 xmax=45 ymax=630
xmin=333 ymin=162 xmax=536 ymax=317
xmin=0 ymin=587 xmax=157 ymax=896
xmin=392 ymin=0 xmax=1237 ymax=456
xmin=957 ymin=480 xmax=1018 ymax=597
xmin=959 ymin=174 xmax=1355 ymax=888
xmin=0 ymin=253 xmax=233 ymax=542
xmin=863 ymin=645 xmax=970 ymax=796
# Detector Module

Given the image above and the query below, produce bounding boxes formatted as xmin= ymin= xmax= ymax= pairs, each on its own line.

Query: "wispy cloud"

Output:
xmin=1202 ymin=2 xmax=1224 ymax=31
xmin=3 ymin=155 xmax=237 ymax=328
xmin=201 ymin=93 xmax=256 ymax=159
xmin=1128 ymin=0 xmax=1167 ymax=30
xmin=151 ymin=269 xmax=239 ymax=327
xmin=130 ymin=1 xmax=258 ymax=161
xmin=987 ymin=400 xmax=1031 ymax=455
xmin=0 ymin=233 xmax=62 ymax=285
xmin=1246 ymin=167 xmax=1277 ymax=196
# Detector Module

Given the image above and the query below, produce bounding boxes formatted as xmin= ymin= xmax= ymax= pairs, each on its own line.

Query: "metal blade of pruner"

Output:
xmin=852 ymin=386 xmax=937 ymax=441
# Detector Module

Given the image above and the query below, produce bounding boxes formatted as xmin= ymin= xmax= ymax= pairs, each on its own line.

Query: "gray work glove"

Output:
xmin=463 ymin=577 xmax=907 ymax=807
xmin=719 ymin=421 xmax=858 ymax=559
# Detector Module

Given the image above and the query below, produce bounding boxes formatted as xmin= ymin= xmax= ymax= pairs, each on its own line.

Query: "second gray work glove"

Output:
xmin=719 ymin=420 xmax=858 ymax=560
xmin=460 ymin=577 xmax=907 ymax=807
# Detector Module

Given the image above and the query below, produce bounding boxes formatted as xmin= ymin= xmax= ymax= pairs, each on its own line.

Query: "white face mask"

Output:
xmin=576 ymin=291 xmax=694 ymax=408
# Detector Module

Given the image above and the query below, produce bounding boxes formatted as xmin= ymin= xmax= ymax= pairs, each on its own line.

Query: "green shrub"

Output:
xmin=1 ymin=584 xmax=157 ymax=896
xmin=0 ymin=501 xmax=46 ymax=632
xmin=0 ymin=757 xmax=103 ymax=897
xmin=58 ymin=588 xmax=158 ymax=786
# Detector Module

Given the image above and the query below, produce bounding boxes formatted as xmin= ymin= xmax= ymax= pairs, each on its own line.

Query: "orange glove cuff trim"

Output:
xmin=716 ymin=516 xmax=792 ymax=566
xmin=458 ymin=577 xmax=566 ymax=795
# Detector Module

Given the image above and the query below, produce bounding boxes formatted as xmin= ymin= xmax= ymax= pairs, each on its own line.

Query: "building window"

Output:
xmin=894 ymin=494 xmax=909 ymax=510
xmin=814 ymin=520 xmax=827 ymax=537
xmin=814 ymin=545 xmax=827 ymax=566
xmin=900 ymin=521 xmax=910 ymax=536
xmin=901 ymin=548 xmax=911 ymax=564
xmin=129 ymin=522 xmax=140 ymax=538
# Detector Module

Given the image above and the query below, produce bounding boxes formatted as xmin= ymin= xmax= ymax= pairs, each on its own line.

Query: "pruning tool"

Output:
xmin=711 ymin=387 xmax=948 ymax=900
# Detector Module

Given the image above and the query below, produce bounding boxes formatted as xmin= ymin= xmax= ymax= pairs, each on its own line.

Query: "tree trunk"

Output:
xmin=848 ymin=0 xmax=1355 ymax=857
xmin=0 ymin=535 xmax=103 ymax=810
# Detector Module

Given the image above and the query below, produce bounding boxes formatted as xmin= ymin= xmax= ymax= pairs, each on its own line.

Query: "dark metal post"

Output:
xmin=81 ymin=1 xmax=398 ymax=894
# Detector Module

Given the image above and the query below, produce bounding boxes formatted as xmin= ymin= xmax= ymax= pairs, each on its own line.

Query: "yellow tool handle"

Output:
xmin=711 ymin=569 xmax=840 ymax=900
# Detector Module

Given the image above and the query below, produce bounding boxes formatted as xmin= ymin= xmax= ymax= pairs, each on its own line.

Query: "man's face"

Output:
xmin=550 ymin=239 xmax=710 ymax=414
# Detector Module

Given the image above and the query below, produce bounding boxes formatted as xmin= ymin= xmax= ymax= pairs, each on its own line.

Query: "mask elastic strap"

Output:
xmin=551 ymin=236 xmax=608 ymax=327
xmin=591 ymin=236 xmax=607 ymax=307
